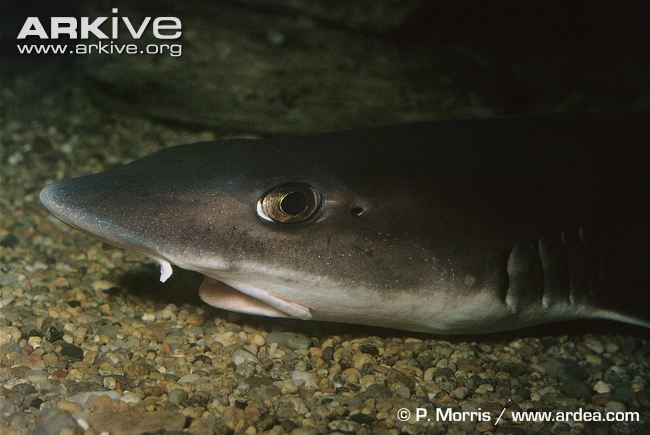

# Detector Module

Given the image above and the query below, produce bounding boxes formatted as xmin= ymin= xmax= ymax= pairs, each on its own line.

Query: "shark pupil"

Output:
xmin=281 ymin=191 xmax=307 ymax=215
xmin=257 ymin=183 xmax=320 ymax=224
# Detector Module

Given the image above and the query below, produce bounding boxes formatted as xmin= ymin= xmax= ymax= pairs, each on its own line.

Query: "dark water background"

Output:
xmin=2 ymin=0 xmax=647 ymax=136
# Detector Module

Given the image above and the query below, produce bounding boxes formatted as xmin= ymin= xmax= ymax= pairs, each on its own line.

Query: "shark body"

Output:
xmin=40 ymin=114 xmax=650 ymax=333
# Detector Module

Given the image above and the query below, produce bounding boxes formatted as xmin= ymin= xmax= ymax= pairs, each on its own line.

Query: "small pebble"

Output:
xmin=185 ymin=314 xmax=205 ymax=326
xmin=0 ymin=234 xmax=20 ymax=247
xmin=0 ymin=326 xmax=21 ymax=346
xmin=103 ymin=376 xmax=117 ymax=390
xmin=26 ymin=370 xmax=49 ymax=385
xmin=178 ymin=373 xmax=201 ymax=384
xmin=120 ymin=392 xmax=141 ymax=404
xmin=451 ymin=386 xmax=469 ymax=400
xmin=352 ymin=352 xmax=376 ymax=370
xmin=57 ymin=400 xmax=83 ymax=413
xmin=613 ymin=385 xmax=635 ymax=402
xmin=341 ymin=368 xmax=360 ymax=384
xmin=584 ymin=338 xmax=604 ymax=354
xmin=233 ymin=348 xmax=260 ymax=366
xmin=350 ymin=413 xmax=376 ymax=425
xmin=92 ymin=280 xmax=117 ymax=291
xmin=328 ymin=420 xmax=360 ymax=433
xmin=168 ymin=389 xmax=188 ymax=405
xmin=59 ymin=343 xmax=84 ymax=362
xmin=592 ymin=393 xmax=616 ymax=406
xmin=0 ymin=396 xmax=15 ymax=415
xmin=475 ymin=384 xmax=494 ymax=394
xmin=593 ymin=380 xmax=611 ymax=394
xmin=28 ymin=336 xmax=43 ymax=348
xmin=252 ymin=334 xmax=265 ymax=346
xmin=605 ymin=401 xmax=627 ymax=413
xmin=292 ymin=370 xmax=315 ymax=383
xmin=280 ymin=379 xmax=298 ymax=394
xmin=394 ymin=386 xmax=411 ymax=398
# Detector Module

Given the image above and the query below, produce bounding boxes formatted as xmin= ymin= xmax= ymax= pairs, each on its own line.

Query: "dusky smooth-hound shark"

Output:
xmin=40 ymin=113 xmax=650 ymax=334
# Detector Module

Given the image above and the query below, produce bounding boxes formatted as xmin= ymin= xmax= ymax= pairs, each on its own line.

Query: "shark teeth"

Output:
xmin=157 ymin=258 xmax=173 ymax=283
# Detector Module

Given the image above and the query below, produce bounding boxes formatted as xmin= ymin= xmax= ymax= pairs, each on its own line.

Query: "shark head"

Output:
xmin=40 ymin=129 xmax=467 ymax=331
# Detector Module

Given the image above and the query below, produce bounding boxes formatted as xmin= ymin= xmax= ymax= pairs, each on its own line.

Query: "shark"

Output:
xmin=39 ymin=113 xmax=650 ymax=334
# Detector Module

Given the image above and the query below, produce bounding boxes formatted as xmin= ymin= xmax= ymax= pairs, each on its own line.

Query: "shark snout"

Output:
xmin=40 ymin=181 xmax=86 ymax=229
xmin=39 ymin=176 xmax=160 ymax=255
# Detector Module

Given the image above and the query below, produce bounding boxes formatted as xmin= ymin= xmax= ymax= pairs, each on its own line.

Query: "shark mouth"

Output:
xmin=198 ymin=277 xmax=312 ymax=320
xmin=154 ymin=258 xmax=312 ymax=320
xmin=155 ymin=258 xmax=311 ymax=319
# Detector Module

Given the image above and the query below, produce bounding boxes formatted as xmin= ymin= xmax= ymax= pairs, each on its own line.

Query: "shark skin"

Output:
xmin=40 ymin=113 xmax=650 ymax=334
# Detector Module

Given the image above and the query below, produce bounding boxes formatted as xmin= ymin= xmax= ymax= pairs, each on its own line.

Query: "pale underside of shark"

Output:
xmin=40 ymin=114 xmax=650 ymax=334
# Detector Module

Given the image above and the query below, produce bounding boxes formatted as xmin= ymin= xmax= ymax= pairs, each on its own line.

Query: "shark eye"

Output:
xmin=257 ymin=183 xmax=320 ymax=223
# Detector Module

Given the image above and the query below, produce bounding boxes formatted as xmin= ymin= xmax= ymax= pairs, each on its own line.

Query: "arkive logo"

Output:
xmin=16 ymin=8 xmax=183 ymax=57
xmin=17 ymin=8 xmax=182 ymax=40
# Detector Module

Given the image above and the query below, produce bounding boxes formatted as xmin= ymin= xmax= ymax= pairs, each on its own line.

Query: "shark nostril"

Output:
xmin=350 ymin=207 xmax=364 ymax=216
